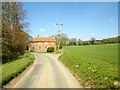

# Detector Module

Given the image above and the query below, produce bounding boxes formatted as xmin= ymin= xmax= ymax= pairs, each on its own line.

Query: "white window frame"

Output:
xmin=45 ymin=42 xmax=48 ymax=44
xmin=38 ymin=42 xmax=42 ymax=44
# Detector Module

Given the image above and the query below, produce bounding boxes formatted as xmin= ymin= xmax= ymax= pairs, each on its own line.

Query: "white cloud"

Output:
xmin=91 ymin=33 xmax=95 ymax=36
xmin=40 ymin=28 xmax=45 ymax=32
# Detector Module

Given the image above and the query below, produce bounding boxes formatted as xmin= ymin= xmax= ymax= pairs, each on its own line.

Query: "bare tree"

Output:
xmin=54 ymin=33 xmax=69 ymax=46
xmin=69 ymin=38 xmax=77 ymax=45
xmin=77 ymin=39 xmax=82 ymax=45
xmin=90 ymin=37 xmax=96 ymax=45
xmin=2 ymin=2 xmax=29 ymax=30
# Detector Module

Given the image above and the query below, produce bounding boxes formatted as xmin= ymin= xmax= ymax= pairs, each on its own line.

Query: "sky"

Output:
xmin=23 ymin=2 xmax=118 ymax=40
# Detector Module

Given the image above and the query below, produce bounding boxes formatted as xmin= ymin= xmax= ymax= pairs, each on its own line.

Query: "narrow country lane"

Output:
xmin=12 ymin=53 xmax=81 ymax=88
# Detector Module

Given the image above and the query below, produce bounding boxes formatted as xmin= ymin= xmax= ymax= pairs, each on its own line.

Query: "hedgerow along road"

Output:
xmin=12 ymin=53 xmax=81 ymax=88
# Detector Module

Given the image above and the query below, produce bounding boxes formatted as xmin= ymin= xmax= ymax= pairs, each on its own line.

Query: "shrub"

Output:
xmin=83 ymin=42 xmax=89 ymax=45
xmin=2 ymin=53 xmax=19 ymax=64
xmin=59 ymin=43 xmax=63 ymax=49
xmin=1 ymin=52 xmax=34 ymax=85
xmin=47 ymin=47 xmax=54 ymax=52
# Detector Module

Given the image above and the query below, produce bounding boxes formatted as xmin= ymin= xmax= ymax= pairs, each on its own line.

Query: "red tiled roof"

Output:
xmin=31 ymin=37 xmax=56 ymax=42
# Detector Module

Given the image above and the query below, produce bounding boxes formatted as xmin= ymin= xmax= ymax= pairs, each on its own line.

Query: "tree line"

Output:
xmin=2 ymin=2 xmax=31 ymax=63
xmin=54 ymin=33 xmax=120 ymax=49
xmin=68 ymin=36 xmax=120 ymax=46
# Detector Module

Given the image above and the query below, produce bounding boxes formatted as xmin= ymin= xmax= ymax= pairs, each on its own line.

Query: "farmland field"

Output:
xmin=59 ymin=44 xmax=119 ymax=88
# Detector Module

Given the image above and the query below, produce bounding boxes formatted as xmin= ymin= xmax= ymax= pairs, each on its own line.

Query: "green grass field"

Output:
xmin=59 ymin=44 xmax=119 ymax=88
xmin=0 ymin=52 xmax=34 ymax=85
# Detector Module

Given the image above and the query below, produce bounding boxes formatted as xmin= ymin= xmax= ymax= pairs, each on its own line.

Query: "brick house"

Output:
xmin=30 ymin=36 xmax=57 ymax=52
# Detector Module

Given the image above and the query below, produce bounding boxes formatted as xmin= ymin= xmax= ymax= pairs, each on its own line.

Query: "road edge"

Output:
xmin=58 ymin=54 xmax=84 ymax=88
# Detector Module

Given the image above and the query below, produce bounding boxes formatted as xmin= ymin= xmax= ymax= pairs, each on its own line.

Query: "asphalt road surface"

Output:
xmin=12 ymin=53 xmax=81 ymax=88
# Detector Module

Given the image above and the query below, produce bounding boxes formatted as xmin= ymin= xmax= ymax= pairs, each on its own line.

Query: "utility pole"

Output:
xmin=56 ymin=23 xmax=63 ymax=50
xmin=56 ymin=23 xmax=63 ymax=36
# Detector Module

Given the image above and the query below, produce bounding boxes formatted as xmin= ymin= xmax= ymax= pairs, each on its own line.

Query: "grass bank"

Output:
xmin=0 ymin=52 xmax=34 ymax=85
xmin=59 ymin=44 xmax=119 ymax=88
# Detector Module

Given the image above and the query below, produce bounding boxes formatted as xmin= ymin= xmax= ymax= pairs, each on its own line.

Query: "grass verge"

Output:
xmin=0 ymin=52 xmax=34 ymax=85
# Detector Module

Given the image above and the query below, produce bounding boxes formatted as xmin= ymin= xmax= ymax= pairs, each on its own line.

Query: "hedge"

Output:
xmin=0 ymin=52 xmax=34 ymax=85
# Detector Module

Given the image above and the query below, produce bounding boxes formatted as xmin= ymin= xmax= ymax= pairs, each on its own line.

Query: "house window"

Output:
xmin=45 ymin=46 xmax=47 ymax=49
xmin=32 ymin=42 xmax=34 ymax=44
xmin=39 ymin=46 xmax=41 ymax=49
